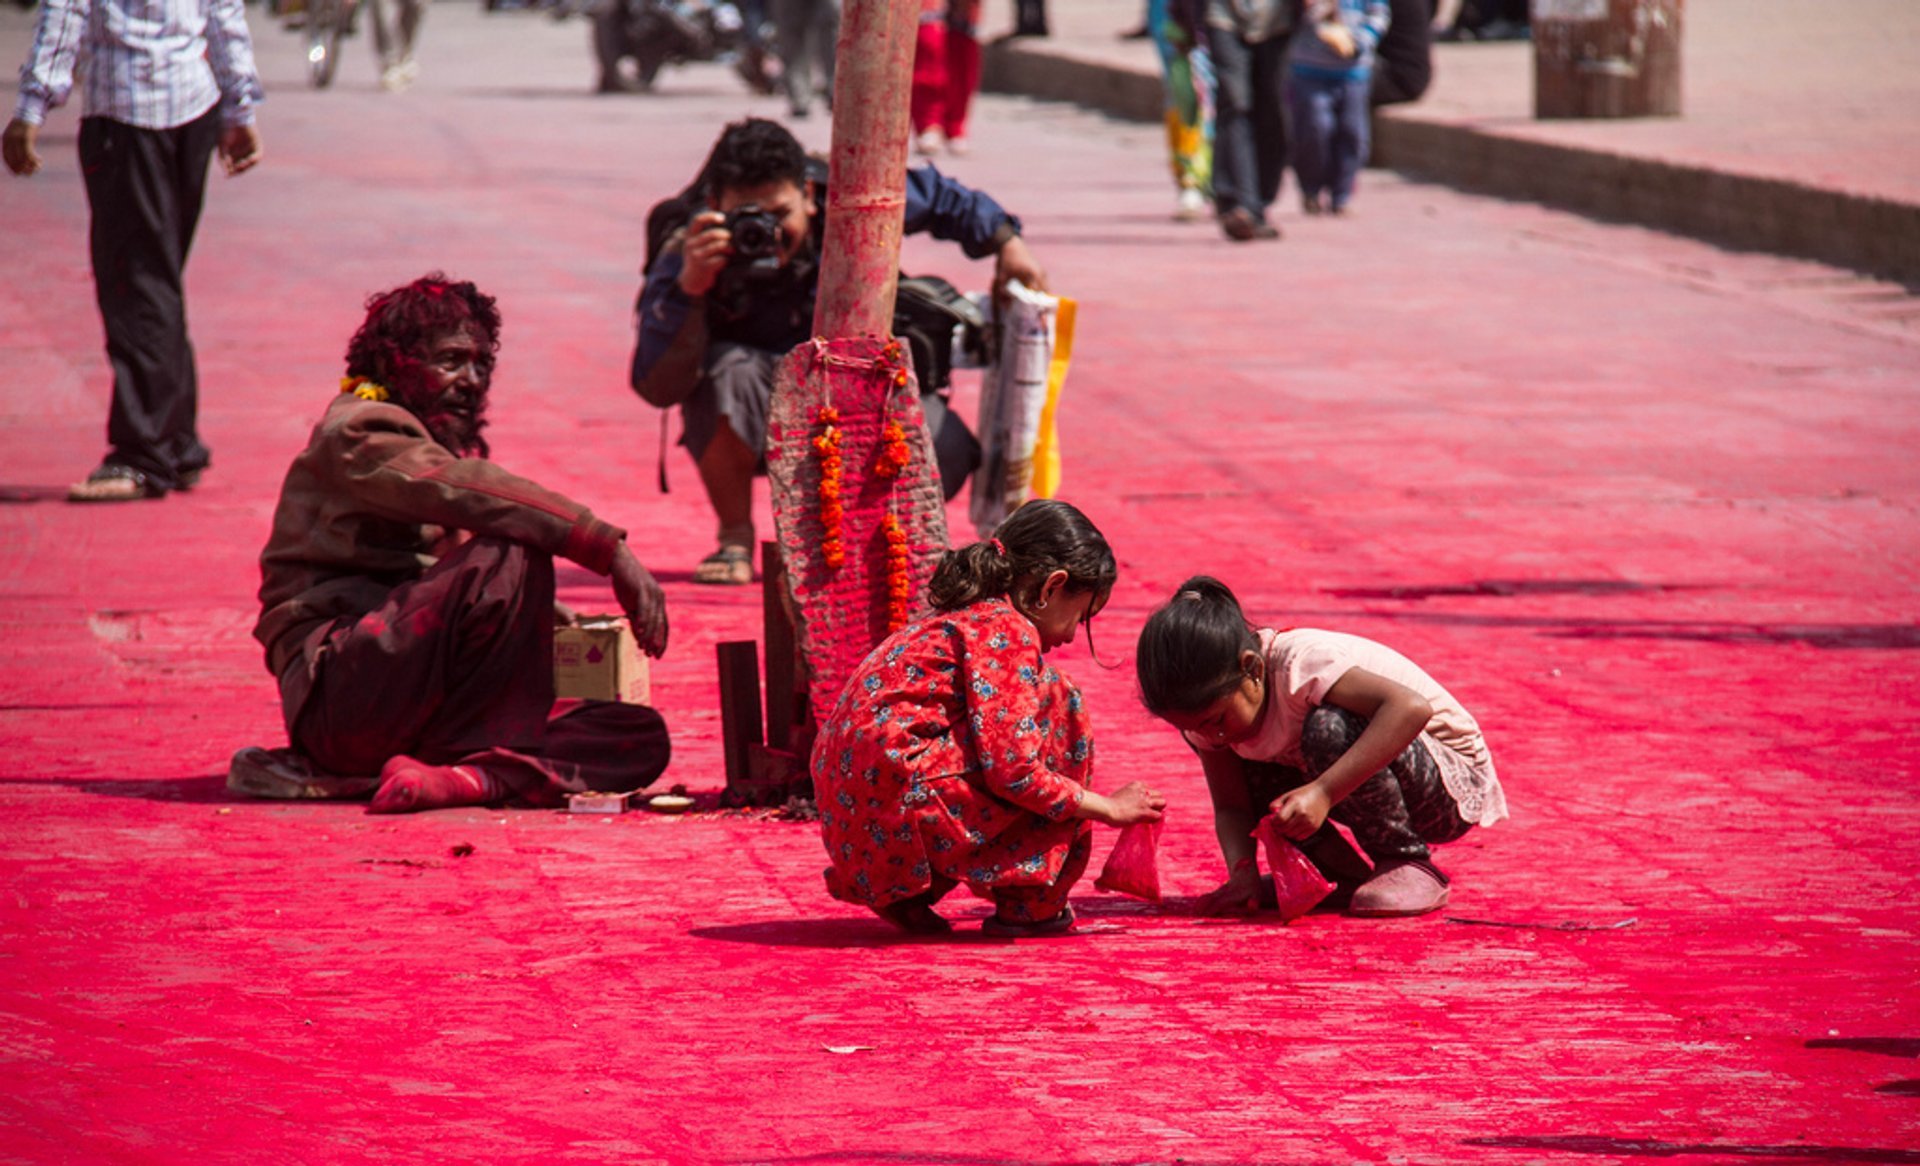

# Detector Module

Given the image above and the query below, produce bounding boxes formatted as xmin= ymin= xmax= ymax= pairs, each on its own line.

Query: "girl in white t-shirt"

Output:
xmin=1136 ymin=575 xmax=1507 ymax=917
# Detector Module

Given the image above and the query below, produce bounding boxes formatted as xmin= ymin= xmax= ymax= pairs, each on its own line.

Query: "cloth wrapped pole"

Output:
xmin=768 ymin=336 xmax=951 ymax=714
xmin=970 ymin=280 xmax=1077 ymax=538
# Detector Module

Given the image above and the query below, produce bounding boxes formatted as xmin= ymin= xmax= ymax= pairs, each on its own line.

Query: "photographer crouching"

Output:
xmin=631 ymin=117 xmax=1047 ymax=585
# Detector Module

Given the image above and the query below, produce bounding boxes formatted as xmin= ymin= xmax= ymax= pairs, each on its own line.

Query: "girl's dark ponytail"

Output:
xmin=925 ymin=541 xmax=1016 ymax=610
xmin=926 ymin=499 xmax=1116 ymax=612
xmin=1136 ymin=575 xmax=1260 ymax=715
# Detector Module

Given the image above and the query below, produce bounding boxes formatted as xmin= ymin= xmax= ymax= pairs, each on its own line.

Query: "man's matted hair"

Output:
xmin=699 ymin=117 xmax=810 ymax=198
xmin=344 ymin=273 xmax=501 ymax=385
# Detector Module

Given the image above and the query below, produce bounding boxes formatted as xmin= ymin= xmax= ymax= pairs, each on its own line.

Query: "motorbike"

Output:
xmin=593 ymin=0 xmax=780 ymax=94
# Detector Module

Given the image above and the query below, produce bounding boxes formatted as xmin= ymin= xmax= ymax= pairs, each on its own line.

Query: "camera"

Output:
xmin=723 ymin=205 xmax=784 ymax=275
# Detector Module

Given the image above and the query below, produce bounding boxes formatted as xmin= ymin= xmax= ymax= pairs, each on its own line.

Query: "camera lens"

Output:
xmin=725 ymin=207 xmax=782 ymax=262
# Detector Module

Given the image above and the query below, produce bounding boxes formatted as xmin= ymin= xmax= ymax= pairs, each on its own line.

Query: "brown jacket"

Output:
xmin=253 ymin=394 xmax=626 ymax=684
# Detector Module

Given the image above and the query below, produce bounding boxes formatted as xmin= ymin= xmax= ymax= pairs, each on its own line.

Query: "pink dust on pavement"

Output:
xmin=2 ymin=6 xmax=1917 ymax=1162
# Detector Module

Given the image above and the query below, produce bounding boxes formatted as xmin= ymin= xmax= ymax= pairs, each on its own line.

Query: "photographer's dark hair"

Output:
xmin=700 ymin=117 xmax=809 ymax=198
xmin=927 ymin=500 xmax=1116 ymax=616
xmin=1136 ymin=575 xmax=1260 ymax=716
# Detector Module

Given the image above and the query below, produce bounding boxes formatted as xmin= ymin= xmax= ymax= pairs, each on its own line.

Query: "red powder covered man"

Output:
xmin=234 ymin=274 xmax=672 ymax=813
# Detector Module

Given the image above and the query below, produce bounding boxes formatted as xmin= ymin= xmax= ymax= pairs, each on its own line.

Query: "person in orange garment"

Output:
xmin=234 ymin=274 xmax=672 ymax=813
xmin=813 ymin=501 xmax=1166 ymax=938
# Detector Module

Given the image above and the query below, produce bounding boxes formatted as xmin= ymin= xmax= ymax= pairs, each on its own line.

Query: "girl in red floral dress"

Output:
xmin=813 ymin=500 xmax=1166 ymax=937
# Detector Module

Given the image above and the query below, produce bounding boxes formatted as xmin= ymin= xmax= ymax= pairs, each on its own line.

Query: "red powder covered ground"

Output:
xmin=2 ymin=7 xmax=1917 ymax=1163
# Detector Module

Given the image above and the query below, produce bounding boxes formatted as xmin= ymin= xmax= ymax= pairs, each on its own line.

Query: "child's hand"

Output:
xmin=1316 ymin=21 xmax=1358 ymax=57
xmin=1195 ymin=864 xmax=1264 ymax=916
xmin=1270 ymin=784 xmax=1332 ymax=840
xmin=1098 ymin=779 xmax=1167 ymax=825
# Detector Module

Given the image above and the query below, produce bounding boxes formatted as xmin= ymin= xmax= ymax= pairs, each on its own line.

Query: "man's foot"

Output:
xmin=1347 ymin=862 xmax=1449 ymax=917
xmin=1174 ymin=187 xmax=1209 ymax=221
xmin=68 ymin=462 xmax=165 ymax=502
xmin=981 ymin=905 xmax=1076 ymax=938
xmin=1302 ymin=193 xmax=1327 ymax=215
xmin=945 ymin=136 xmax=970 ymax=157
xmin=692 ymin=543 xmax=753 ymax=585
xmin=914 ymin=128 xmax=945 ymax=156
xmin=227 ymin=746 xmax=379 ymax=800
xmin=1220 ymin=207 xmax=1279 ymax=242
xmin=368 ymin=755 xmax=506 ymax=814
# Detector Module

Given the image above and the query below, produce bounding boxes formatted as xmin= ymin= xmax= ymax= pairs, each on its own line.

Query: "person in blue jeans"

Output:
xmin=1285 ymin=0 xmax=1390 ymax=215
xmin=1204 ymin=0 xmax=1290 ymax=241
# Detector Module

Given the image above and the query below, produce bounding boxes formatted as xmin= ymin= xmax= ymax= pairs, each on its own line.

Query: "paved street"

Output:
xmin=3 ymin=3 xmax=1918 ymax=1162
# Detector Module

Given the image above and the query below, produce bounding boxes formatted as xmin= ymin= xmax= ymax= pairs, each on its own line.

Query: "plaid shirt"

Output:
xmin=13 ymin=0 xmax=264 ymax=130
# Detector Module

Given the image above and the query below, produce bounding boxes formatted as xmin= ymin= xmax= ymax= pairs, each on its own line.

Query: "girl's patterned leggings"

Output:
xmin=991 ymin=826 xmax=1093 ymax=923
xmin=1243 ymin=706 xmax=1471 ymax=879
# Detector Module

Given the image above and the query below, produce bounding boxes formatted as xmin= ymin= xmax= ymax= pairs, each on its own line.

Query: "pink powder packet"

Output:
xmin=1095 ymin=818 xmax=1165 ymax=902
xmin=1256 ymin=815 xmax=1336 ymax=921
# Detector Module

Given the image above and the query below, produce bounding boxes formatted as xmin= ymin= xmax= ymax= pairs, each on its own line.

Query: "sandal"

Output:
xmin=692 ymin=543 xmax=753 ymax=585
xmin=67 ymin=463 xmax=164 ymax=503
xmin=981 ymin=906 xmax=1076 ymax=939
xmin=226 ymin=746 xmax=380 ymax=800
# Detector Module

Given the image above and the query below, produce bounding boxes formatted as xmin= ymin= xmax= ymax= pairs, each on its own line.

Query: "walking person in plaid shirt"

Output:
xmin=5 ymin=0 xmax=265 ymax=502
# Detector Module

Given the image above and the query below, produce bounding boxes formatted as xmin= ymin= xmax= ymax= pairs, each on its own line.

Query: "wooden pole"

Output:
xmin=1534 ymin=0 xmax=1683 ymax=120
xmin=813 ymin=0 xmax=919 ymax=338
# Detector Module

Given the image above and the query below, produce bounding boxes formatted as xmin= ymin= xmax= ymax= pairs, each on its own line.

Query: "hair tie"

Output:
xmin=989 ymin=538 xmax=1006 ymax=557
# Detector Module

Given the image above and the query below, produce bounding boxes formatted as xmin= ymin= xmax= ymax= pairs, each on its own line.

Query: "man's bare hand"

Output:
xmin=992 ymin=234 xmax=1048 ymax=301
xmin=678 ymin=211 xmax=731 ymax=298
xmin=218 ymin=123 xmax=262 ymax=176
xmin=4 ymin=119 xmax=42 ymax=177
xmin=610 ymin=542 xmax=669 ymax=657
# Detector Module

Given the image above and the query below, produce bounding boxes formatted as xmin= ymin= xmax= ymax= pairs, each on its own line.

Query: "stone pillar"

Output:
xmin=1534 ymin=0 xmax=1682 ymax=119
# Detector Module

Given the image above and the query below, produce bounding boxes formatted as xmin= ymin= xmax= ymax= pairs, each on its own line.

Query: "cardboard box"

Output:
xmin=554 ymin=616 xmax=649 ymax=703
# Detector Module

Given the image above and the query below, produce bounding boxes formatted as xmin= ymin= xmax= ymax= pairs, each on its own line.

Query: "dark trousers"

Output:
xmin=1206 ymin=29 xmax=1288 ymax=218
xmin=1245 ymin=705 xmax=1470 ymax=878
xmin=287 ymin=538 xmax=671 ymax=801
xmin=78 ymin=110 xmax=220 ymax=491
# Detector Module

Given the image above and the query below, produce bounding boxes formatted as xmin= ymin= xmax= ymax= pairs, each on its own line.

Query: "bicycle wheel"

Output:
xmin=307 ymin=0 xmax=345 ymax=88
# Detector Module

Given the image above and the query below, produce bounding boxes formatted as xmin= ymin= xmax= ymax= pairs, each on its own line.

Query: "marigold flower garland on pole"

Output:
xmin=812 ymin=406 xmax=846 ymax=569
xmin=881 ymin=510 xmax=912 ymax=631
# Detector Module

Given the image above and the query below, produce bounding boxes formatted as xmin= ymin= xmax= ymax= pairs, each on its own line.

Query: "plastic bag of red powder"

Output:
xmin=1256 ymin=815 xmax=1335 ymax=921
xmin=1095 ymin=819 xmax=1164 ymax=902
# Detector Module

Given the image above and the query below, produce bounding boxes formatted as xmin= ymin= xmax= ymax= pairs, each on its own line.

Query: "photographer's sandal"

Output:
xmin=693 ymin=543 xmax=753 ymax=585
xmin=67 ymin=463 xmax=165 ymax=502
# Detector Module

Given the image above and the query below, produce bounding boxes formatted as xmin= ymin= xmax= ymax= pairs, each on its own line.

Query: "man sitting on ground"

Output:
xmin=236 ymin=274 xmax=672 ymax=813
xmin=631 ymin=116 xmax=1047 ymax=585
